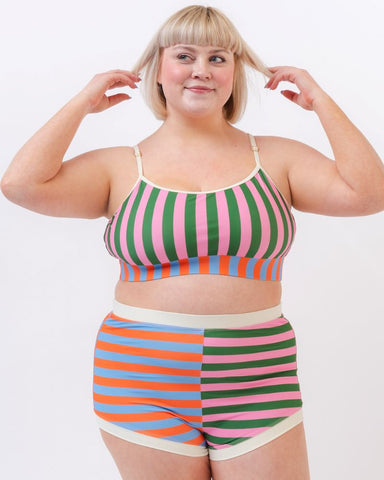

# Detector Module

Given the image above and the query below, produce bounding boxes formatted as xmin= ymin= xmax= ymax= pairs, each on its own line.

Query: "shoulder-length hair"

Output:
xmin=131 ymin=5 xmax=273 ymax=124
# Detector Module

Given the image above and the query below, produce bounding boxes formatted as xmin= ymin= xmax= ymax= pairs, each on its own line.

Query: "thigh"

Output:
xmin=210 ymin=422 xmax=310 ymax=480
xmin=101 ymin=429 xmax=212 ymax=480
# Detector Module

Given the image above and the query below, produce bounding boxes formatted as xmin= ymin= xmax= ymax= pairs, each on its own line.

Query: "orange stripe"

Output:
xmin=161 ymin=263 xmax=171 ymax=279
xmin=219 ymin=255 xmax=231 ymax=275
xmin=266 ymin=259 xmax=275 ymax=280
xmin=100 ymin=321 xmax=204 ymax=344
xmin=237 ymin=257 xmax=249 ymax=278
xmin=95 ymin=340 xmax=202 ymax=362
xmin=95 ymin=411 xmax=203 ymax=423
xmin=199 ymin=256 xmax=210 ymax=274
xmin=185 ymin=434 xmax=206 ymax=446
xmin=179 ymin=258 xmax=190 ymax=276
xmin=137 ymin=422 xmax=194 ymax=438
xmin=94 ymin=358 xmax=201 ymax=377
xmin=94 ymin=375 xmax=200 ymax=391
xmin=94 ymin=393 xmax=201 ymax=409
xmin=252 ymin=258 xmax=265 ymax=278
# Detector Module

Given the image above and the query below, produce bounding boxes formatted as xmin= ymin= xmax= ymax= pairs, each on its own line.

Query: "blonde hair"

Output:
xmin=131 ymin=5 xmax=273 ymax=124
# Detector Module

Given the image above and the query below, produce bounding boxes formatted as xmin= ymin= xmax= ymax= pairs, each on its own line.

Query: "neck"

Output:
xmin=158 ymin=112 xmax=234 ymax=141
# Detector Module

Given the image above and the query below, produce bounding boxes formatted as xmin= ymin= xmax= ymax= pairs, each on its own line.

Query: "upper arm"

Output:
xmin=2 ymin=147 xmax=121 ymax=219
xmin=278 ymin=137 xmax=365 ymax=216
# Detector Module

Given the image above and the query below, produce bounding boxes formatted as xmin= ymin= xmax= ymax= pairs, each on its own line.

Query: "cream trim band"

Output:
xmin=209 ymin=409 xmax=304 ymax=460
xmin=96 ymin=409 xmax=303 ymax=460
xmin=96 ymin=416 xmax=208 ymax=457
xmin=112 ymin=299 xmax=283 ymax=328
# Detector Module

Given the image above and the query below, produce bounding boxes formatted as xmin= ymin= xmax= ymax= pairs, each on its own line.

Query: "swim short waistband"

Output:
xmin=112 ymin=299 xmax=283 ymax=328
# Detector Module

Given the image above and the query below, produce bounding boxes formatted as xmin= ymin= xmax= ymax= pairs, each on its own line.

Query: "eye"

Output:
xmin=177 ymin=54 xmax=192 ymax=61
xmin=210 ymin=55 xmax=226 ymax=64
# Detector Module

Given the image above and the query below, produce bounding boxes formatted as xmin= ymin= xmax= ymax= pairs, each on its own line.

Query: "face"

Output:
xmin=157 ymin=44 xmax=235 ymax=119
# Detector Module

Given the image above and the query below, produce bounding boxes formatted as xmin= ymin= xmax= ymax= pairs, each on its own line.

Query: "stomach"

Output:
xmin=114 ymin=275 xmax=282 ymax=314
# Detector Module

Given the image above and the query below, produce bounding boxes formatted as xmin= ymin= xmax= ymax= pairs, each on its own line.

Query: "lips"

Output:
xmin=186 ymin=86 xmax=214 ymax=92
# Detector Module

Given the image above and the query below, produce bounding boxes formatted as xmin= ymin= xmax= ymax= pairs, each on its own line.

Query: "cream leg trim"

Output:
xmin=209 ymin=409 xmax=304 ymax=461
xmin=96 ymin=416 xmax=208 ymax=457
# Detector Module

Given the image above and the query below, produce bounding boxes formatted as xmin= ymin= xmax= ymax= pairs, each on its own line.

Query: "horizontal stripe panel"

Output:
xmin=94 ymin=402 xmax=202 ymax=417
xmin=200 ymin=374 xmax=299 ymax=392
xmin=202 ymin=391 xmax=302 ymax=408
xmin=202 ymin=399 xmax=303 ymax=415
xmin=202 ymin=338 xmax=296 ymax=356
xmin=201 ymin=383 xmax=300 ymax=400
xmin=203 ymin=330 xmax=294 ymax=346
xmin=201 ymin=371 xmax=298 ymax=383
xmin=94 ymin=375 xmax=201 ymax=391
xmin=201 ymin=355 xmax=297 ymax=371
xmin=202 ymin=346 xmax=297 ymax=364
xmin=94 ymin=367 xmax=201 ymax=383
xmin=93 ymin=384 xmax=201 ymax=400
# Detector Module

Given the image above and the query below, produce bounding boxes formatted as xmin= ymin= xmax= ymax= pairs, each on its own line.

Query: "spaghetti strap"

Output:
xmin=133 ymin=145 xmax=143 ymax=177
xmin=248 ymin=133 xmax=261 ymax=170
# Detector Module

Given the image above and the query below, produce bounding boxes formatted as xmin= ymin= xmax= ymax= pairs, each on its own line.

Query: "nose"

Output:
xmin=191 ymin=59 xmax=212 ymax=80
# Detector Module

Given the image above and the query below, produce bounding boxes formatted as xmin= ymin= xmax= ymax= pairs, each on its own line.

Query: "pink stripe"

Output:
xmin=235 ymin=316 xmax=288 ymax=330
xmin=232 ymin=185 xmax=252 ymax=257
xmin=202 ymin=377 xmax=299 ymax=389
xmin=202 ymin=347 xmax=296 ymax=364
xmin=119 ymin=184 xmax=140 ymax=264
xmin=247 ymin=179 xmax=270 ymax=257
xmin=266 ymin=175 xmax=295 ymax=254
xmin=151 ymin=190 xmax=169 ymax=263
xmin=201 ymin=362 xmax=298 ymax=379
xmin=173 ymin=193 xmax=188 ymax=259
xmin=204 ymin=425 xmax=268 ymax=438
xmin=202 ymin=390 xmax=302 ymax=408
xmin=203 ymin=407 xmax=301 ymax=423
xmin=203 ymin=329 xmax=294 ymax=347
xmin=133 ymin=184 xmax=153 ymax=264
xmin=258 ymin=175 xmax=284 ymax=258
xmin=201 ymin=374 xmax=298 ymax=392
xmin=216 ymin=190 xmax=230 ymax=254
xmin=195 ymin=194 xmax=208 ymax=256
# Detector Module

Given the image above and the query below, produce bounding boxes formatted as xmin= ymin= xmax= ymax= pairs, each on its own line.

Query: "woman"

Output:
xmin=2 ymin=4 xmax=383 ymax=480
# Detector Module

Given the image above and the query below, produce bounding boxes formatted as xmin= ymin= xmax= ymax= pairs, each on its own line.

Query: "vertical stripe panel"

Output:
xmin=216 ymin=190 xmax=230 ymax=255
xmin=173 ymin=193 xmax=188 ymax=259
xmin=151 ymin=189 xmax=169 ymax=263
xmin=195 ymin=194 xmax=208 ymax=257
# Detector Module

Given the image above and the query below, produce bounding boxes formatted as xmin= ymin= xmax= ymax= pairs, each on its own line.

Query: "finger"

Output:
xmin=107 ymin=93 xmax=131 ymax=108
xmin=281 ymin=90 xmax=298 ymax=103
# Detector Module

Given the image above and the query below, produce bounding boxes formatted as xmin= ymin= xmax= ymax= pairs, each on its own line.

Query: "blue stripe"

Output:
xmin=113 ymin=417 xmax=182 ymax=430
xmin=271 ymin=258 xmax=279 ymax=280
xmin=164 ymin=428 xmax=205 ymax=444
xmin=189 ymin=257 xmax=200 ymax=274
xmin=153 ymin=264 xmax=163 ymax=280
xmin=94 ymin=349 xmax=202 ymax=370
xmin=260 ymin=259 xmax=271 ymax=280
xmin=97 ymin=332 xmax=203 ymax=353
xmin=94 ymin=367 xmax=201 ymax=383
xmin=169 ymin=259 xmax=180 ymax=276
xmin=229 ymin=256 xmax=240 ymax=276
xmin=246 ymin=258 xmax=257 ymax=278
xmin=209 ymin=256 xmax=220 ymax=274
xmin=93 ymin=384 xmax=200 ymax=399
xmin=104 ymin=317 xmax=204 ymax=336
xmin=94 ymin=402 xmax=202 ymax=417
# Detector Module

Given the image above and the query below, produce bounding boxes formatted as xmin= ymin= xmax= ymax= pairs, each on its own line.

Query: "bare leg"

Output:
xmin=100 ymin=429 xmax=212 ymax=480
xmin=210 ymin=422 xmax=310 ymax=480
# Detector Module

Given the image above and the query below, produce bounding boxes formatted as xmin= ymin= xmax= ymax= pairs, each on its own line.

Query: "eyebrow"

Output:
xmin=171 ymin=45 xmax=230 ymax=54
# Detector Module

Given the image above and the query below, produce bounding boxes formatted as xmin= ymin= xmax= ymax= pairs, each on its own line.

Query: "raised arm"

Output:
xmin=1 ymin=70 xmax=141 ymax=218
xmin=264 ymin=67 xmax=384 ymax=216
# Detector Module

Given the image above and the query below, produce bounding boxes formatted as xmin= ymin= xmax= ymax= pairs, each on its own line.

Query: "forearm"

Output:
xmin=313 ymin=93 xmax=384 ymax=199
xmin=1 ymin=94 xmax=90 ymax=188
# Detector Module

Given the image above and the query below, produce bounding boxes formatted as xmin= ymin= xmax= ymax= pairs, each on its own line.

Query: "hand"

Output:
xmin=264 ymin=66 xmax=327 ymax=111
xmin=75 ymin=69 xmax=141 ymax=114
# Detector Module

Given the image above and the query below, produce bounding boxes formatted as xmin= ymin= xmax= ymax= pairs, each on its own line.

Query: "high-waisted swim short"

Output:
xmin=93 ymin=301 xmax=303 ymax=461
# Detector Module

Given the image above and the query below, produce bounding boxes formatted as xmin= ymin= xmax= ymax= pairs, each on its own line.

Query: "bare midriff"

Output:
xmin=114 ymin=275 xmax=282 ymax=314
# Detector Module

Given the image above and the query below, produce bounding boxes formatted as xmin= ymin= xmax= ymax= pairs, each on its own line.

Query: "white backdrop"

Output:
xmin=1 ymin=0 xmax=383 ymax=478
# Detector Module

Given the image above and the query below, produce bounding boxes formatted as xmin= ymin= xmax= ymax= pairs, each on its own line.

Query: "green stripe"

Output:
xmin=162 ymin=191 xmax=177 ymax=261
xmin=142 ymin=188 xmax=160 ymax=264
xmin=203 ymin=338 xmax=296 ymax=356
xmin=224 ymin=189 xmax=241 ymax=254
xmin=259 ymin=169 xmax=289 ymax=256
xmin=203 ymin=321 xmax=290 ymax=338
xmin=202 ymin=354 xmax=297 ymax=371
xmin=201 ymin=383 xmax=300 ymax=400
xmin=204 ymin=418 xmax=286 ymax=429
xmin=202 ymin=399 xmax=302 ymax=415
xmin=206 ymin=193 xmax=219 ymax=255
xmin=250 ymin=175 xmax=278 ymax=257
xmin=185 ymin=194 xmax=197 ymax=257
xmin=201 ymin=369 xmax=297 ymax=384
xmin=117 ymin=182 xmax=145 ymax=265
xmin=240 ymin=182 xmax=262 ymax=256
xmin=206 ymin=435 xmax=250 ymax=446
